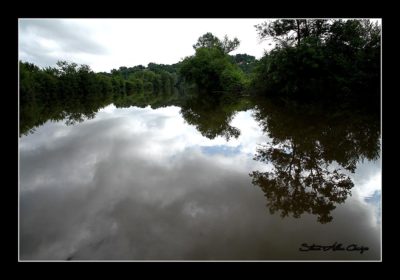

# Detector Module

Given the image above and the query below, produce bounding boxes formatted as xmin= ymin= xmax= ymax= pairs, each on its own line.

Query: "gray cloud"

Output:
xmin=20 ymin=106 xmax=381 ymax=260
xmin=19 ymin=19 xmax=107 ymax=68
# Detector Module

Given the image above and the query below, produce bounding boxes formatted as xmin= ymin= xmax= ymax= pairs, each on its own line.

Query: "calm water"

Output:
xmin=19 ymin=92 xmax=381 ymax=260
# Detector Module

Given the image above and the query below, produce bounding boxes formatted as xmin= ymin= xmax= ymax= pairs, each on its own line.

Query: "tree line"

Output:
xmin=20 ymin=19 xmax=380 ymax=112
xmin=178 ymin=19 xmax=380 ymax=109
xmin=20 ymin=60 xmax=178 ymax=102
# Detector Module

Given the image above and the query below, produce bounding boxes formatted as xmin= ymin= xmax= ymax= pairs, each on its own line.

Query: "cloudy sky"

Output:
xmin=19 ymin=18 xmax=275 ymax=73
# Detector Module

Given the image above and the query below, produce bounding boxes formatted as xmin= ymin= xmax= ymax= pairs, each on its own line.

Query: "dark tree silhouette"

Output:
xmin=179 ymin=91 xmax=246 ymax=141
xmin=250 ymin=141 xmax=354 ymax=224
xmin=250 ymin=98 xmax=380 ymax=223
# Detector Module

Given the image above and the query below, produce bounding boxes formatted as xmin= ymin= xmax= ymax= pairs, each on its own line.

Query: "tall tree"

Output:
xmin=193 ymin=32 xmax=240 ymax=54
xmin=255 ymin=19 xmax=330 ymax=46
xmin=252 ymin=19 xmax=381 ymax=107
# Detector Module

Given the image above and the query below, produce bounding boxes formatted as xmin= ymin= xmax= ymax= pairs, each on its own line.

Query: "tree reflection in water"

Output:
xmin=180 ymin=90 xmax=251 ymax=141
xmin=250 ymin=98 xmax=380 ymax=223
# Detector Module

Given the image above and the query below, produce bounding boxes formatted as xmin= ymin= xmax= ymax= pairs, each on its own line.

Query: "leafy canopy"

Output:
xmin=193 ymin=32 xmax=240 ymax=54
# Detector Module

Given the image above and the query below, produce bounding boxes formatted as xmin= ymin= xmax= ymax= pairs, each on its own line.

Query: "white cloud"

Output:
xmin=354 ymin=172 xmax=381 ymax=199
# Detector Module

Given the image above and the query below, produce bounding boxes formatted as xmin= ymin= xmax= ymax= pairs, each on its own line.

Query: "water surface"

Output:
xmin=19 ymin=92 xmax=381 ymax=260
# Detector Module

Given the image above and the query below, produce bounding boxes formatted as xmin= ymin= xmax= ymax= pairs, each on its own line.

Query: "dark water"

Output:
xmin=19 ymin=91 xmax=381 ymax=260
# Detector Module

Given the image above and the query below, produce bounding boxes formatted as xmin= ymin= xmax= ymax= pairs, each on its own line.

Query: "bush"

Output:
xmin=180 ymin=47 xmax=246 ymax=92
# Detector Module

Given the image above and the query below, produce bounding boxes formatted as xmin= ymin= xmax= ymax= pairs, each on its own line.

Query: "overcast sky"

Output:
xmin=19 ymin=18 xmax=275 ymax=73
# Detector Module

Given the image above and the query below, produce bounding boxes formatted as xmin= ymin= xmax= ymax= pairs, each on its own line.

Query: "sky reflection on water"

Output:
xmin=20 ymin=104 xmax=381 ymax=260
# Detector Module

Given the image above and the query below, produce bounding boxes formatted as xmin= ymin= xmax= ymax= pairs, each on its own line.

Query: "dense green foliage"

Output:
xmin=180 ymin=33 xmax=248 ymax=93
xmin=193 ymin=32 xmax=240 ymax=54
xmin=252 ymin=19 xmax=380 ymax=108
xmin=230 ymin=53 xmax=257 ymax=74
xmin=21 ymin=60 xmax=178 ymax=99
xmin=110 ymin=63 xmax=178 ymax=95
xmin=255 ymin=19 xmax=331 ymax=47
